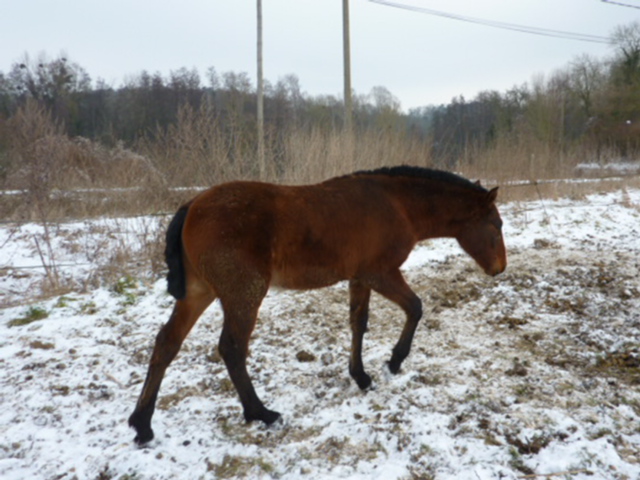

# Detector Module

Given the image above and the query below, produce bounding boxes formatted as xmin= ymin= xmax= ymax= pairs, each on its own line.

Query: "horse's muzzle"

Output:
xmin=484 ymin=256 xmax=507 ymax=277
xmin=486 ymin=259 xmax=507 ymax=276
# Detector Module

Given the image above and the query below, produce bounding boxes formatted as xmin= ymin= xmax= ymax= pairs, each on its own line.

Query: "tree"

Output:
xmin=7 ymin=53 xmax=91 ymax=134
xmin=368 ymin=86 xmax=402 ymax=130
xmin=569 ymin=54 xmax=605 ymax=118
xmin=610 ymin=21 xmax=640 ymax=86
xmin=590 ymin=22 xmax=640 ymax=156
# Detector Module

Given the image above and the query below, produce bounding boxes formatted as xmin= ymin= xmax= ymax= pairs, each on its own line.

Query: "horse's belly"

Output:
xmin=270 ymin=265 xmax=344 ymax=290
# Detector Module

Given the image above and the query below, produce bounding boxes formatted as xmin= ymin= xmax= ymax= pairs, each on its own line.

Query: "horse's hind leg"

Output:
xmin=128 ymin=289 xmax=214 ymax=444
xmin=218 ymin=293 xmax=281 ymax=425
xmin=370 ymin=269 xmax=423 ymax=374
xmin=348 ymin=279 xmax=372 ymax=390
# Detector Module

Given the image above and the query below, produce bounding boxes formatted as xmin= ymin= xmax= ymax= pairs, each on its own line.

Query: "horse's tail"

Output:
xmin=165 ymin=202 xmax=191 ymax=300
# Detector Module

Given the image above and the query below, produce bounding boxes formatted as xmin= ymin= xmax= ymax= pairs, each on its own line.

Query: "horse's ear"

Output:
xmin=475 ymin=180 xmax=482 ymax=186
xmin=486 ymin=187 xmax=499 ymax=204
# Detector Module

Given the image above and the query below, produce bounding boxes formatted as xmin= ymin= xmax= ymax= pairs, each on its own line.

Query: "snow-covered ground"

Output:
xmin=1 ymin=188 xmax=639 ymax=480
xmin=575 ymin=161 xmax=640 ymax=177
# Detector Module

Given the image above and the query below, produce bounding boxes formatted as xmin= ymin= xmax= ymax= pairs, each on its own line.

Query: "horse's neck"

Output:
xmin=389 ymin=180 xmax=474 ymax=240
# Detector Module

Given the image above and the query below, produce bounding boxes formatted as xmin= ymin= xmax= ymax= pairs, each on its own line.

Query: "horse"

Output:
xmin=128 ymin=166 xmax=507 ymax=444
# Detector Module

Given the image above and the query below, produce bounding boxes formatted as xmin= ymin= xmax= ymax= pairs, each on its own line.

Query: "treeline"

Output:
xmin=0 ymin=54 xmax=404 ymax=145
xmin=409 ymin=21 xmax=640 ymax=167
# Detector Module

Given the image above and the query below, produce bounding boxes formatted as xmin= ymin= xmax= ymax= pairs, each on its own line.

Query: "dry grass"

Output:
xmin=455 ymin=132 xmax=640 ymax=202
xmin=457 ymin=130 xmax=589 ymax=184
xmin=275 ymin=127 xmax=433 ymax=184
xmin=483 ymin=176 xmax=640 ymax=204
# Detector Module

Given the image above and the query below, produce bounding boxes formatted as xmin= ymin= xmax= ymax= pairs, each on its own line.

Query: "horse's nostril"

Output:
xmin=486 ymin=259 xmax=506 ymax=276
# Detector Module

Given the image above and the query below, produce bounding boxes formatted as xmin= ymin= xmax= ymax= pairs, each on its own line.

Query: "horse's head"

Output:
xmin=455 ymin=187 xmax=506 ymax=277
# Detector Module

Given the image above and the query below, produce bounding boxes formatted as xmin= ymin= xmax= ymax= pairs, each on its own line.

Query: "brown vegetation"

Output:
xmin=1 ymin=97 xmax=638 ymax=221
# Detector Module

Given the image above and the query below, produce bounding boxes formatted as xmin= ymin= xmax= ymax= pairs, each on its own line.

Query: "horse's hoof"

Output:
xmin=133 ymin=429 xmax=154 ymax=446
xmin=356 ymin=373 xmax=372 ymax=390
xmin=245 ymin=408 xmax=281 ymax=425
xmin=387 ymin=359 xmax=401 ymax=375
xmin=129 ymin=414 xmax=154 ymax=445
xmin=262 ymin=409 xmax=281 ymax=425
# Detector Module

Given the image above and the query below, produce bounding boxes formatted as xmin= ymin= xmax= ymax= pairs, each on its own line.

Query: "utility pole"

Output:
xmin=343 ymin=0 xmax=353 ymax=133
xmin=257 ymin=0 xmax=266 ymax=178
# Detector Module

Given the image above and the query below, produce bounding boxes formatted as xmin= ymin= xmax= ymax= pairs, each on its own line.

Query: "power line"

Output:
xmin=602 ymin=0 xmax=640 ymax=10
xmin=369 ymin=0 xmax=611 ymax=44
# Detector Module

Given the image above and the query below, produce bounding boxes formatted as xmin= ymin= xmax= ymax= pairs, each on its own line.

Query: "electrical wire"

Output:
xmin=369 ymin=0 xmax=611 ymax=44
xmin=602 ymin=0 xmax=640 ymax=10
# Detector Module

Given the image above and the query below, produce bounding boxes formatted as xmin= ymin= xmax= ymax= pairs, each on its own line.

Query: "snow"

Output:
xmin=1 ymin=188 xmax=640 ymax=479
xmin=575 ymin=161 xmax=640 ymax=177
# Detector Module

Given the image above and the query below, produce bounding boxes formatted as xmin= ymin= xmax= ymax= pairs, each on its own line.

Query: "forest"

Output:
xmin=0 ymin=21 xmax=638 ymax=219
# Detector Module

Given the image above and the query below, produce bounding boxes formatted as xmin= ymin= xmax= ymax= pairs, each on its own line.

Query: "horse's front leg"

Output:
xmin=348 ymin=279 xmax=373 ymax=389
xmin=370 ymin=269 xmax=423 ymax=374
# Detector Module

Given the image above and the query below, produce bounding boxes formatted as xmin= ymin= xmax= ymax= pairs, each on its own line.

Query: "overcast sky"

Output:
xmin=1 ymin=0 xmax=637 ymax=111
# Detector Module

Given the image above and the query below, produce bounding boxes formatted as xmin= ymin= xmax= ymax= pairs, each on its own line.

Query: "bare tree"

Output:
xmin=570 ymin=54 xmax=605 ymax=118
xmin=610 ymin=21 xmax=640 ymax=85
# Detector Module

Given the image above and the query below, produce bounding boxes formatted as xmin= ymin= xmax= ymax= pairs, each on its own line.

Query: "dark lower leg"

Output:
xmin=219 ymin=326 xmax=280 ymax=425
xmin=388 ymin=320 xmax=419 ymax=373
xmin=388 ymin=296 xmax=422 ymax=373
xmin=128 ymin=325 xmax=182 ymax=444
xmin=129 ymin=294 xmax=213 ymax=444
xmin=368 ymin=270 xmax=423 ymax=375
xmin=128 ymin=385 xmax=161 ymax=444
xmin=349 ymin=280 xmax=372 ymax=389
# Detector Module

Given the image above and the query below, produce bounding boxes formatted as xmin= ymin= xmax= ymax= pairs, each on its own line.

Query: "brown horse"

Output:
xmin=129 ymin=166 xmax=506 ymax=444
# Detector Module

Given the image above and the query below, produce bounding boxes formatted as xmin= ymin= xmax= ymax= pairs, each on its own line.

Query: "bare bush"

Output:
xmin=7 ymin=100 xmax=62 ymax=210
xmin=138 ymin=103 xmax=248 ymax=188
xmin=3 ymin=101 xmax=169 ymax=219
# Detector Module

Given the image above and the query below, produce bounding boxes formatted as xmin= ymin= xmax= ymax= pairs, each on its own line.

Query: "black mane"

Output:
xmin=353 ymin=165 xmax=485 ymax=191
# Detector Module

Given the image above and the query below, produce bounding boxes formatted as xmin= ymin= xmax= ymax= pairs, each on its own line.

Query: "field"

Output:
xmin=1 ymin=186 xmax=640 ymax=480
